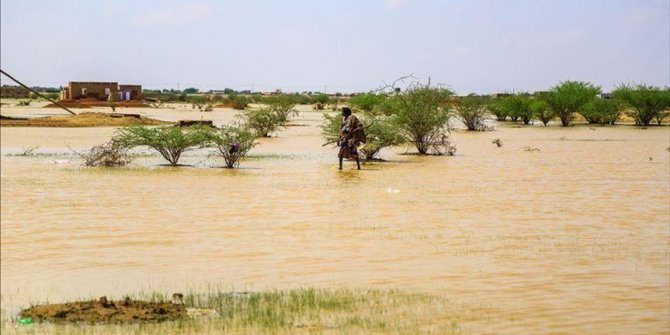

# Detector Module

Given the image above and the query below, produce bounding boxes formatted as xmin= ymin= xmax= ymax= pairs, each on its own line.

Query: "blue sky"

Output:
xmin=1 ymin=0 xmax=668 ymax=93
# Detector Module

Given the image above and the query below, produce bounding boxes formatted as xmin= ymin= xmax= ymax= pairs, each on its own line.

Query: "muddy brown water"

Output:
xmin=1 ymin=106 xmax=669 ymax=334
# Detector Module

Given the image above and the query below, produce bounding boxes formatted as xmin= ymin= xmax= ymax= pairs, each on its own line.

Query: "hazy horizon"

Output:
xmin=1 ymin=0 xmax=668 ymax=94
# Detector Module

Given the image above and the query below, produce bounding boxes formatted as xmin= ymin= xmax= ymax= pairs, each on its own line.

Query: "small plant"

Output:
xmin=17 ymin=100 xmax=31 ymax=106
xmin=72 ymin=141 xmax=133 ymax=167
xmin=240 ymin=108 xmax=282 ymax=137
xmin=113 ymin=125 xmax=211 ymax=166
xmin=19 ymin=145 xmax=39 ymax=156
xmin=492 ymin=138 xmax=502 ymax=147
xmin=523 ymin=146 xmax=540 ymax=152
xmin=207 ymin=122 xmax=257 ymax=168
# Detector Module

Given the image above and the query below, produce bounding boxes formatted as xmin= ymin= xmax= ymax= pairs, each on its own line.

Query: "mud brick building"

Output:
xmin=61 ymin=82 xmax=142 ymax=101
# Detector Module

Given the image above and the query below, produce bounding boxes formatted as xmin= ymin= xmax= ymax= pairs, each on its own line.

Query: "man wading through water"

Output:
xmin=338 ymin=107 xmax=365 ymax=170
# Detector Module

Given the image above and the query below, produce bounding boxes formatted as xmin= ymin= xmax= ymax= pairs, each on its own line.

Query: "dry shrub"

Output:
xmin=73 ymin=141 xmax=133 ymax=167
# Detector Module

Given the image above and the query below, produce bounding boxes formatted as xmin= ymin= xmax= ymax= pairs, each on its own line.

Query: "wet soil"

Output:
xmin=0 ymin=112 xmax=169 ymax=127
xmin=20 ymin=296 xmax=187 ymax=323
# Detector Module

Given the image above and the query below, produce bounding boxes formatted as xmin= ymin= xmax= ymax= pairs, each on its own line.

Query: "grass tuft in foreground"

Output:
xmin=2 ymin=288 xmax=464 ymax=334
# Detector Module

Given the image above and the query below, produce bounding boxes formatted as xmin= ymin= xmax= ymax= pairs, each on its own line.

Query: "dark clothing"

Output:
xmin=338 ymin=115 xmax=364 ymax=160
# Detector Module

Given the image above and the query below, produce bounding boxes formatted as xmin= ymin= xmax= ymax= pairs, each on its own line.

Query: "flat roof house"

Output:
xmin=61 ymin=82 xmax=142 ymax=101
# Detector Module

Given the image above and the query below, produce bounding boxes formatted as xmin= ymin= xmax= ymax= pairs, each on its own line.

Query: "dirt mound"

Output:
xmin=20 ymin=296 xmax=187 ymax=324
xmin=44 ymin=99 xmax=150 ymax=108
xmin=0 ymin=112 xmax=169 ymax=127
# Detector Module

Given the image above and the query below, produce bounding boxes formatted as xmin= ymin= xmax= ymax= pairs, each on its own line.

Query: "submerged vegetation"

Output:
xmin=381 ymin=81 xmax=456 ymax=155
xmin=454 ymin=95 xmax=491 ymax=131
xmin=113 ymin=125 xmax=212 ymax=166
xmin=209 ymin=122 xmax=257 ymax=168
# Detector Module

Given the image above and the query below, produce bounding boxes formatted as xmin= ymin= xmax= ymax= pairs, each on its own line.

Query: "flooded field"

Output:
xmin=1 ymin=106 xmax=669 ymax=334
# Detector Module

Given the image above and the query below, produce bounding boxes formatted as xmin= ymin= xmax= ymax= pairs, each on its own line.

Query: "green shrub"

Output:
xmin=207 ymin=122 xmax=257 ymax=168
xmin=580 ymin=98 xmax=621 ymax=125
xmin=545 ymin=81 xmax=600 ymax=126
xmin=530 ymin=100 xmax=553 ymax=126
xmin=349 ymin=92 xmax=386 ymax=111
xmin=612 ymin=84 xmax=670 ymax=126
xmin=240 ymin=108 xmax=282 ymax=137
xmin=320 ymin=112 xmax=342 ymax=145
xmin=455 ymin=95 xmax=491 ymax=130
xmin=382 ymin=83 xmax=455 ymax=155
xmin=266 ymin=96 xmax=298 ymax=123
xmin=232 ymin=95 xmax=248 ymax=110
xmin=358 ymin=114 xmax=406 ymax=160
xmin=313 ymin=93 xmax=329 ymax=105
xmin=113 ymin=125 xmax=211 ymax=166
xmin=501 ymin=94 xmax=533 ymax=125
xmin=488 ymin=100 xmax=508 ymax=121
xmin=187 ymin=95 xmax=207 ymax=110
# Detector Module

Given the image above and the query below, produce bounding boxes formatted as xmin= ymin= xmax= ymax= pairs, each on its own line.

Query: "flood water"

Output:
xmin=1 ymin=106 xmax=669 ymax=334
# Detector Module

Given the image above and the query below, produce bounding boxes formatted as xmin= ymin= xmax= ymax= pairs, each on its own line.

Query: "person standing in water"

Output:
xmin=338 ymin=107 xmax=365 ymax=170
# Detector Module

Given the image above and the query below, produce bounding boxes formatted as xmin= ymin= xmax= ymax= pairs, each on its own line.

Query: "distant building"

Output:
xmin=61 ymin=82 xmax=142 ymax=101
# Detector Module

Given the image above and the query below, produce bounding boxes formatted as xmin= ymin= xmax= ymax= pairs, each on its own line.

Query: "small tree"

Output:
xmin=383 ymin=82 xmax=454 ymax=154
xmin=580 ymin=98 xmax=621 ymax=125
xmin=612 ymin=85 xmax=670 ymax=126
xmin=455 ymin=95 xmax=491 ymax=130
xmin=488 ymin=100 xmax=508 ymax=121
xmin=545 ymin=81 xmax=600 ymax=126
xmin=530 ymin=100 xmax=553 ymax=126
xmin=208 ymin=122 xmax=257 ymax=168
xmin=500 ymin=94 xmax=534 ymax=125
xmin=113 ymin=125 xmax=211 ymax=166
xmin=240 ymin=107 xmax=282 ymax=137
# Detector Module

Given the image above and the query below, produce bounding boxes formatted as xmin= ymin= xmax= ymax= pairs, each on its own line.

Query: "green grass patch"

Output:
xmin=3 ymin=288 xmax=462 ymax=334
